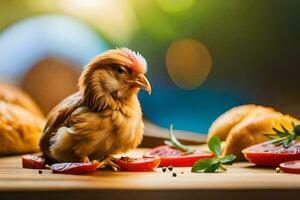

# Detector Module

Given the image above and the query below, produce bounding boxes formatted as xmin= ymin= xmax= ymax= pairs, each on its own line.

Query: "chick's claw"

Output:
xmin=93 ymin=156 xmax=120 ymax=171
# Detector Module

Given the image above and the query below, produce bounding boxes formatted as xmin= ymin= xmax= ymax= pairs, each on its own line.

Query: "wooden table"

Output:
xmin=1 ymin=149 xmax=300 ymax=200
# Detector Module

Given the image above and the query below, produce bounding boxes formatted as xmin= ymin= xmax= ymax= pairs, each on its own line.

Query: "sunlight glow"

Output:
xmin=166 ymin=39 xmax=212 ymax=90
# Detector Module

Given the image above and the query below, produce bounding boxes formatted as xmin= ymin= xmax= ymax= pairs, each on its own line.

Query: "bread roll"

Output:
xmin=208 ymin=104 xmax=258 ymax=141
xmin=0 ymin=102 xmax=45 ymax=155
xmin=0 ymin=83 xmax=44 ymax=117
xmin=223 ymin=109 xmax=298 ymax=160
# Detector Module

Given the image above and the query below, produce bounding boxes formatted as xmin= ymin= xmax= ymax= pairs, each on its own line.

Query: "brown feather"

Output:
xmin=39 ymin=92 xmax=83 ymax=158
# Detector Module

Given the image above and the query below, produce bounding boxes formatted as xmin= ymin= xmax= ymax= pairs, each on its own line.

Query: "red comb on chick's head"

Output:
xmin=120 ymin=48 xmax=147 ymax=74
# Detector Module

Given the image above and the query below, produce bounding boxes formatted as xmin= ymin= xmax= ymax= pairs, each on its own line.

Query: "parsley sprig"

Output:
xmin=262 ymin=123 xmax=300 ymax=148
xmin=192 ymin=136 xmax=236 ymax=173
xmin=164 ymin=124 xmax=195 ymax=154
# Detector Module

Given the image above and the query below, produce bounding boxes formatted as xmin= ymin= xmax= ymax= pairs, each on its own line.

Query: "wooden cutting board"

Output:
xmin=1 ymin=148 xmax=300 ymax=200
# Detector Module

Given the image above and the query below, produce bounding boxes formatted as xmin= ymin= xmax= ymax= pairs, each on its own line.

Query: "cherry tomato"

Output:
xmin=143 ymin=145 xmax=214 ymax=167
xmin=280 ymin=160 xmax=300 ymax=174
xmin=116 ymin=157 xmax=161 ymax=171
xmin=22 ymin=155 xmax=45 ymax=169
xmin=243 ymin=140 xmax=300 ymax=167
xmin=50 ymin=162 xmax=98 ymax=174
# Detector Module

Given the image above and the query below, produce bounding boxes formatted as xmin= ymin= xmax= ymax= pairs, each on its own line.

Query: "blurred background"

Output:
xmin=0 ymin=0 xmax=299 ymax=134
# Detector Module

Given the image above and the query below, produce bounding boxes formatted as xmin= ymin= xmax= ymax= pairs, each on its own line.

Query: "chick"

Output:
xmin=39 ymin=48 xmax=151 ymax=164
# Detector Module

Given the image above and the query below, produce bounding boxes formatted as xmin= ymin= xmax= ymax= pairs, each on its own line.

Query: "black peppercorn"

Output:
xmin=162 ymin=167 xmax=167 ymax=172
xmin=168 ymin=166 xmax=173 ymax=171
xmin=172 ymin=172 xmax=177 ymax=177
xmin=38 ymin=170 xmax=42 ymax=174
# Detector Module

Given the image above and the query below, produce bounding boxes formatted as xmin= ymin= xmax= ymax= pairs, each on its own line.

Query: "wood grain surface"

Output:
xmin=0 ymin=148 xmax=300 ymax=200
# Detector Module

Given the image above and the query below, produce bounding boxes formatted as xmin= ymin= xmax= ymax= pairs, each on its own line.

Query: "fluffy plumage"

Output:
xmin=120 ymin=47 xmax=147 ymax=74
xmin=39 ymin=48 xmax=151 ymax=162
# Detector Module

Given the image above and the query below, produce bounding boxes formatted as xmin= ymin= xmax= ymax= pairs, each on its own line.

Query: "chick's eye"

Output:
xmin=116 ymin=66 xmax=126 ymax=74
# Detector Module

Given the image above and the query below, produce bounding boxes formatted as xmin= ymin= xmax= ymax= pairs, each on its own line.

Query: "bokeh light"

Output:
xmin=55 ymin=0 xmax=139 ymax=44
xmin=0 ymin=0 xmax=299 ymax=134
xmin=166 ymin=39 xmax=212 ymax=90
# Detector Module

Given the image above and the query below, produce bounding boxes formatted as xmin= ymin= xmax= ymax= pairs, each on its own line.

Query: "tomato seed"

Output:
xmin=275 ymin=167 xmax=281 ymax=173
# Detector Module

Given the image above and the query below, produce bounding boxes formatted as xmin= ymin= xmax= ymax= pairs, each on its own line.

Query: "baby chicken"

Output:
xmin=39 ymin=48 xmax=151 ymax=165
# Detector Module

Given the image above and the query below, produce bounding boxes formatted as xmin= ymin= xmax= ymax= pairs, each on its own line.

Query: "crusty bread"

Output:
xmin=0 ymin=102 xmax=45 ymax=155
xmin=0 ymin=83 xmax=45 ymax=155
xmin=208 ymin=104 xmax=299 ymax=160
xmin=0 ymin=83 xmax=44 ymax=117
xmin=223 ymin=108 xmax=298 ymax=160
xmin=208 ymin=104 xmax=258 ymax=141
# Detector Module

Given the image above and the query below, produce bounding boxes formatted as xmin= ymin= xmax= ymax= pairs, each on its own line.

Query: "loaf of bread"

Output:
xmin=208 ymin=104 xmax=258 ymax=141
xmin=208 ymin=104 xmax=298 ymax=160
xmin=0 ymin=83 xmax=44 ymax=117
xmin=0 ymin=102 xmax=45 ymax=155
xmin=0 ymin=83 xmax=45 ymax=155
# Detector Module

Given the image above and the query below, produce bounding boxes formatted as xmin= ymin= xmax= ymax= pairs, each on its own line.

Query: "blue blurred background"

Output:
xmin=0 ymin=0 xmax=299 ymax=134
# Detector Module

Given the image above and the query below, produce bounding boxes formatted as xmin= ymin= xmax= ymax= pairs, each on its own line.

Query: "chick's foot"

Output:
xmin=94 ymin=156 xmax=120 ymax=171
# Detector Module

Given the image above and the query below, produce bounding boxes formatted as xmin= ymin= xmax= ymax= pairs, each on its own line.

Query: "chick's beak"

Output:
xmin=129 ymin=74 xmax=151 ymax=95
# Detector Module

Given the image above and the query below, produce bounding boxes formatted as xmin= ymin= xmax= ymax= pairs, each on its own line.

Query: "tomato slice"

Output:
xmin=50 ymin=162 xmax=98 ymax=174
xmin=22 ymin=155 xmax=45 ymax=169
xmin=116 ymin=157 xmax=161 ymax=171
xmin=280 ymin=160 xmax=300 ymax=174
xmin=243 ymin=139 xmax=300 ymax=167
xmin=143 ymin=145 xmax=214 ymax=167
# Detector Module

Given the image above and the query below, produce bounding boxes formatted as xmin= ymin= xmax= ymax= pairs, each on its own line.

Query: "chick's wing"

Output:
xmin=39 ymin=92 xmax=82 ymax=157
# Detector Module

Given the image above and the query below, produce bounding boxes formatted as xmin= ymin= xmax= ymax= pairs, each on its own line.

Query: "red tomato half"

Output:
xmin=280 ymin=160 xmax=300 ymax=174
xmin=116 ymin=157 xmax=161 ymax=171
xmin=50 ymin=162 xmax=98 ymax=174
xmin=143 ymin=145 xmax=214 ymax=167
xmin=243 ymin=140 xmax=300 ymax=167
xmin=22 ymin=155 xmax=45 ymax=169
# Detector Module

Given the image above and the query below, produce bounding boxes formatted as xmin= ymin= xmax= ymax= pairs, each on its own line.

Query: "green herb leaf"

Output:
xmin=280 ymin=124 xmax=289 ymax=132
xmin=191 ymin=157 xmax=219 ymax=173
xmin=208 ymin=136 xmax=221 ymax=156
xmin=164 ymin=124 xmax=195 ymax=154
xmin=191 ymin=136 xmax=236 ymax=173
xmin=262 ymin=123 xmax=300 ymax=148
xmin=262 ymin=132 xmax=280 ymax=139
xmin=283 ymin=134 xmax=296 ymax=148
xmin=294 ymin=124 xmax=300 ymax=136
xmin=220 ymin=154 xmax=236 ymax=164
xmin=204 ymin=162 xmax=221 ymax=173
xmin=272 ymin=127 xmax=282 ymax=134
